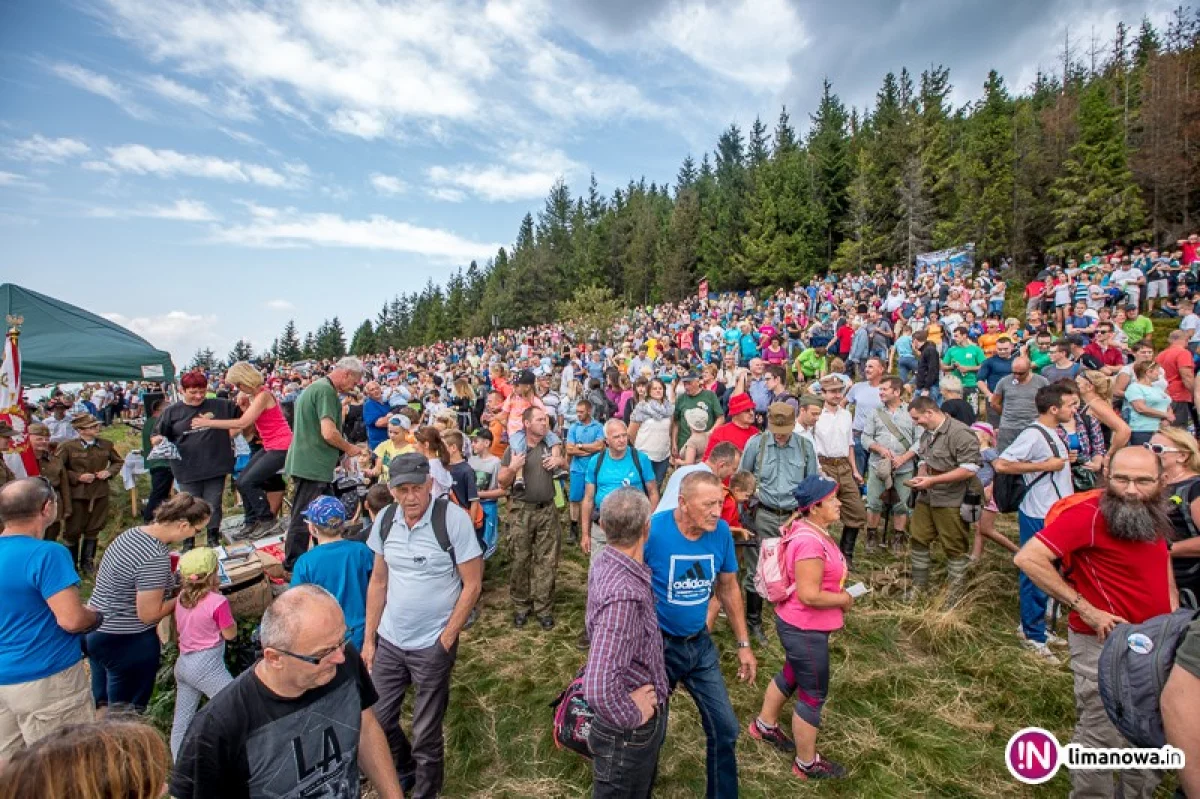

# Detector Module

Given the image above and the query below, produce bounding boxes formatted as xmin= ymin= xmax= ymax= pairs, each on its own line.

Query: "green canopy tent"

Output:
xmin=0 ymin=284 xmax=176 ymax=386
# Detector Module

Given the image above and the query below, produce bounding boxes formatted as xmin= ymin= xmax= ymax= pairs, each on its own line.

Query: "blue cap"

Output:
xmin=303 ymin=495 xmax=348 ymax=527
xmin=792 ymin=475 xmax=838 ymax=511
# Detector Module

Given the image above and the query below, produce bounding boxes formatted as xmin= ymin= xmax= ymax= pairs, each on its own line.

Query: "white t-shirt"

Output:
xmin=656 ymin=463 xmax=711 ymax=513
xmin=1112 ymin=268 xmax=1142 ymax=289
xmin=999 ymin=422 xmax=1073 ymax=519
xmin=1180 ymin=313 xmax=1200 ymax=344
xmin=813 ymin=406 xmax=854 ymax=459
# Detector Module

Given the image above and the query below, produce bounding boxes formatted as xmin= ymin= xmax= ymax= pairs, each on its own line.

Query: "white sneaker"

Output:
xmin=1022 ymin=639 xmax=1062 ymax=664
xmin=1015 ymin=625 xmax=1065 ymax=646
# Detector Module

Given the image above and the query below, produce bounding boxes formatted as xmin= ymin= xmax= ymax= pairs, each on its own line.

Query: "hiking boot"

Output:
xmin=864 ymin=529 xmax=879 ymax=554
xmin=539 ymin=615 xmax=555 ymax=631
xmin=513 ymin=612 xmax=529 ymax=629
xmin=78 ymin=539 xmax=98 ymax=577
xmin=792 ymin=754 xmax=847 ymax=780
xmin=748 ymin=718 xmax=796 ymax=753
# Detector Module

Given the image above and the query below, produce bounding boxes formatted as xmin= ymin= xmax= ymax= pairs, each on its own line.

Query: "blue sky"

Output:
xmin=0 ymin=0 xmax=1172 ymax=367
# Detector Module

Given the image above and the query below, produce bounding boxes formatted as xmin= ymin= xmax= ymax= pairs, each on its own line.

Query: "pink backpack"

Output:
xmin=754 ymin=518 xmax=820 ymax=603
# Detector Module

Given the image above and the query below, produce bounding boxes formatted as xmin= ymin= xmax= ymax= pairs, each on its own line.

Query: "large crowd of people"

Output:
xmin=3 ymin=236 xmax=1200 ymax=797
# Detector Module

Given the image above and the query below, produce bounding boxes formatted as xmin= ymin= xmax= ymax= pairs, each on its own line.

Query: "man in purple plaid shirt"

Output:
xmin=583 ymin=488 xmax=668 ymax=798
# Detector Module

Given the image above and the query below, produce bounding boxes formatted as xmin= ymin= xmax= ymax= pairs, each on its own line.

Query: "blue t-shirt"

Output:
xmin=586 ymin=448 xmax=655 ymax=509
xmin=0 ymin=535 xmax=83 ymax=684
xmin=644 ymin=510 xmax=738 ymax=637
xmin=290 ymin=539 xmax=376 ymax=651
xmin=567 ymin=420 xmax=605 ymax=476
xmin=363 ymin=398 xmax=391 ymax=450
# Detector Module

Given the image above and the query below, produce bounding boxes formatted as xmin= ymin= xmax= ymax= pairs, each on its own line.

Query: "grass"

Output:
xmin=89 ymin=382 xmax=1188 ymax=797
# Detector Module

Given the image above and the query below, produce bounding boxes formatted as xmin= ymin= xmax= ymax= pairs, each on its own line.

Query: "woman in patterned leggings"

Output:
xmin=170 ymin=548 xmax=237 ymax=758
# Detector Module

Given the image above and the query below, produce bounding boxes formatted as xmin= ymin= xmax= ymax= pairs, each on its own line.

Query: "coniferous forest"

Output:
xmin=267 ymin=11 xmax=1200 ymax=360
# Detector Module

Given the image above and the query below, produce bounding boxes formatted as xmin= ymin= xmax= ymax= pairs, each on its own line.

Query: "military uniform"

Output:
xmin=59 ymin=416 xmax=122 ymax=569
xmin=34 ymin=445 xmax=71 ymax=542
xmin=502 ymin=438 xmax=562 ymax=622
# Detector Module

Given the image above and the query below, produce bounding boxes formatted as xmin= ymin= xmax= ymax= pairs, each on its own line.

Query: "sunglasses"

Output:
xmin=272 ymin=630 xmax=352 ymax=666
xmin=1142 ymin=443 xmax=1181 ymax=455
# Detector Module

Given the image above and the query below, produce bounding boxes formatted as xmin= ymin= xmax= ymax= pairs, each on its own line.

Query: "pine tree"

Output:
xmin=187 ymin=348 xmax=217 ymax=371
xmin=747 ymin=116 xmax=771 ymax=169
xmin=277 ymin=320 xmax=303 ymax=363
xmin=1048 ymin=81 xmax=1147 ymax=255
xmin=301 ymin=331 xmax=317 ymax=360
xmin=349 ymin=320 xmax=376 ymax=356
xmin=226 ymin=339 xmax=254 ymax=366
xmin=808 ymin=80 xmax=852 ymax=260
xmin=774 ymin=106 xmax=797 ymax=154
xmin=660 ymin=186 xmax=702 ymax=301
xmin=676 ymin=155 xmax=698 ymax=195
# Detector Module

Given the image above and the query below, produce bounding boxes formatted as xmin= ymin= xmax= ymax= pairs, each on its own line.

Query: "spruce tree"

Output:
xmin=277 ymin=320 xmax=303 ymax=363
xmin=349 ymin=320 xmax=376 ymax=356
xmin=1048 ymin=81 xmax=1146 ymax=255
xmin=226 ymin=339 xmax=254 ymax=366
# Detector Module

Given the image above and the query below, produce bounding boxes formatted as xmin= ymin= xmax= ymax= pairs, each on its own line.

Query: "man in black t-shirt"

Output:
xmin=170 ymin=585 xmax=403 ymax=799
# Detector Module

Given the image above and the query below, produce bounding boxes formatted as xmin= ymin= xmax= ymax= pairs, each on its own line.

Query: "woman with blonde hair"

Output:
xmin=191 ymin=361 xmax=293 ymax=536
xmin=1075 ymin=370 xmax=1130 ymax=451
xmin=0 ymin=719 xmax=170 ymax=799
xmin=1148 ymin=427 xmax=1200 ymax=606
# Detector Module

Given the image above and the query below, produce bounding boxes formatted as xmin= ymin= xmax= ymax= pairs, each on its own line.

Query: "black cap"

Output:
xmin=387 ymin=453 xmax=431 ymax=487
xmin=516 ymin=369 xmax=536 ymax=386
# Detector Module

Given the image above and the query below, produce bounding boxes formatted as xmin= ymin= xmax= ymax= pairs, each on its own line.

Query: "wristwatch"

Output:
xmin=736 ymin=640 xmax=751 ymax=649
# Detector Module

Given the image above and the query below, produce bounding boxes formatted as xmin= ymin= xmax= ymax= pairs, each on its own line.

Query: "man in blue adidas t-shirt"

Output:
xmin=581 ymin=419 xmax=659 ymax=561
xmin=0 ymin=478 xmax=101 ymax=758
xmin=644 ymin=470 xmax=756 ymax=799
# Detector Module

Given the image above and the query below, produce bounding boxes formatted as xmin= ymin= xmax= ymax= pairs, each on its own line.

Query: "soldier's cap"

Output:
xmin=71 ymin=414 xmax=101 ymax=431
xmin=388 ymin=452 xmax=432 ymax=488
xmin=766 ymin=402 xmax=796 ymax=435
xmin=797 ymin=395 xmax=824 ymax=410
xmin=27 ymin=422 xmax=50 ymax=437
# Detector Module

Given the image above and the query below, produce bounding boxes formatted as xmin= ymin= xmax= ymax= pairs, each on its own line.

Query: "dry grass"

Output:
xmin=91 ymin=422 xmax=1182 ymax=797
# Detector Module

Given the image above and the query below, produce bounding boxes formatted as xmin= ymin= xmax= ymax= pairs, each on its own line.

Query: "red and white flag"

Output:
xmin=0 ymin=328 xmax=38 ymax=478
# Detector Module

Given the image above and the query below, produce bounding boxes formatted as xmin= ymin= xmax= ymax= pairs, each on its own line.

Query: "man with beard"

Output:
xmin=1015 ymin=446 xmax=1176 ymax=799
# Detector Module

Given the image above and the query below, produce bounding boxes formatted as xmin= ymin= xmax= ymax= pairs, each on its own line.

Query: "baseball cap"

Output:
xmin=388 ymin=452 xmax=432 ymax=487
xmin=766 ymin=402 xmax=796 ymax=435
xmin=179 ymin=547 xmax=219 ymax=582
xmin=303 ymin=495 xmax=348 ymax=528
xmin=516 ymin=369 xmax=536 ymax=386
xmin=792 ymin=475 xmax=838 ymax=511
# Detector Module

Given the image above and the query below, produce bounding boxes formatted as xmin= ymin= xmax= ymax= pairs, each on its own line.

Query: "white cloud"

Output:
xmin=99 ymin=0 xmax=661 ymax=140
xmin=265 ymin=298 xmax=294 ymax=310
xmin=368 ymin=173 xmax=406 ymax=196
xmin=9 ymin=135 xmax=90 ymax=163
xmin=86 ymin=199 xmax=219 ymax=221
xmin=100 ymin=309 xmax=221 ymax=364
xmin=82 ymin=160 xmax=119 ymax=175
xmin=0 ymin=170 xmax=44 ymax=190
xmin=143 ymin=74 xmax=210 ymax=109
xmin=426 ymin=145 xmax=580 ymax=202
xmin=99 ymin=144 xmax=304 ymax=188
xmin=49 ymin=62 xmax=150 ymax=119
xmin=426 ymin=186 xmax=466 ymax=203
xmin=211 ymin=205 xmax=501 ymax=261
xmin=649 ymin=0 xmax=806 ymax=93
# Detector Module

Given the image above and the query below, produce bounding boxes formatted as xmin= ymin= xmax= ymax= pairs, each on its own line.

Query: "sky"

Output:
xmin=0 ymin=0 xmax=1177 ymax=369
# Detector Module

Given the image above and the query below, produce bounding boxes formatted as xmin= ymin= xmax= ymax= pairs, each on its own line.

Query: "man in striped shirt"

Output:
xmin=583 ymin=488 xmax=667 ymax=799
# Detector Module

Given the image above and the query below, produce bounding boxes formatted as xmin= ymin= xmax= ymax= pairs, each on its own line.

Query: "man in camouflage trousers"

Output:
xmin=58 ymin=414 xmax=122 ymax=573
xmin=498 ymin=407 xmax=565 ymax=631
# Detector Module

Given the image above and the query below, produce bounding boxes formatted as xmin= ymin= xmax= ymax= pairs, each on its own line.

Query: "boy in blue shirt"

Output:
xmin=290 ymin=496 xmax=374 ymax=651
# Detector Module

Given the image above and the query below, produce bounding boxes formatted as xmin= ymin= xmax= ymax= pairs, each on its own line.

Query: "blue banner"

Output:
xmin=916 ymin=242 xmax=975 ymax=272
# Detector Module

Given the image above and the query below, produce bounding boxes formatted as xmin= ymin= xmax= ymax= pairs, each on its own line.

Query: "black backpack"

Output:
xmin=588 ymin=389 xmax=613 ymax=423
xmin=593 ymin=446 xmax=648 ymax=493
xmin=993 ymin=426 xmax=1063 ymax=513
xmin=1099 ymin=608 xmax=1200 ymax=748
xmin=376 ymin=496 xmax=458 ymax=582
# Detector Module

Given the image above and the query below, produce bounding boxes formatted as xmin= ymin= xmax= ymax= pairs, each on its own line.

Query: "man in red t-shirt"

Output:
xmin=1015 ymin=446 xmax=1175 ymax=798
xmin=1155 ymin=329 xmax=1197 ymax=431
xmin=703 ymin=393 xmax=758 ymax=459
xmin=1179 ymin=233 xmax=1198 ymax=267
xmin=1081 ymin=323 xmax=1125 ymax=376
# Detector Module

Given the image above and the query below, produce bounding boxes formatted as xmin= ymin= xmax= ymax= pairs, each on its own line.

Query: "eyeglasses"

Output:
xmin=272 ymin=631 xmax=352 ymax=666
xmin=1143 ymin=443 xmax=1181 ymax=455
xmin=1108 ymin=475 xmax=1161 ymax=488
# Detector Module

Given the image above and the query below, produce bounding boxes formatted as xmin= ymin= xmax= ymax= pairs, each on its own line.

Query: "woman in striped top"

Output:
xmin=86 ymin=494 xmax=211 ymax=713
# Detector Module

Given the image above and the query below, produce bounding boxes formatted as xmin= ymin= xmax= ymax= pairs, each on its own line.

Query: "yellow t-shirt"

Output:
xmin=373 ymin=440 xmax=414 ymax=483
xmin=646 ymin=338 xmax=659 ymax=359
